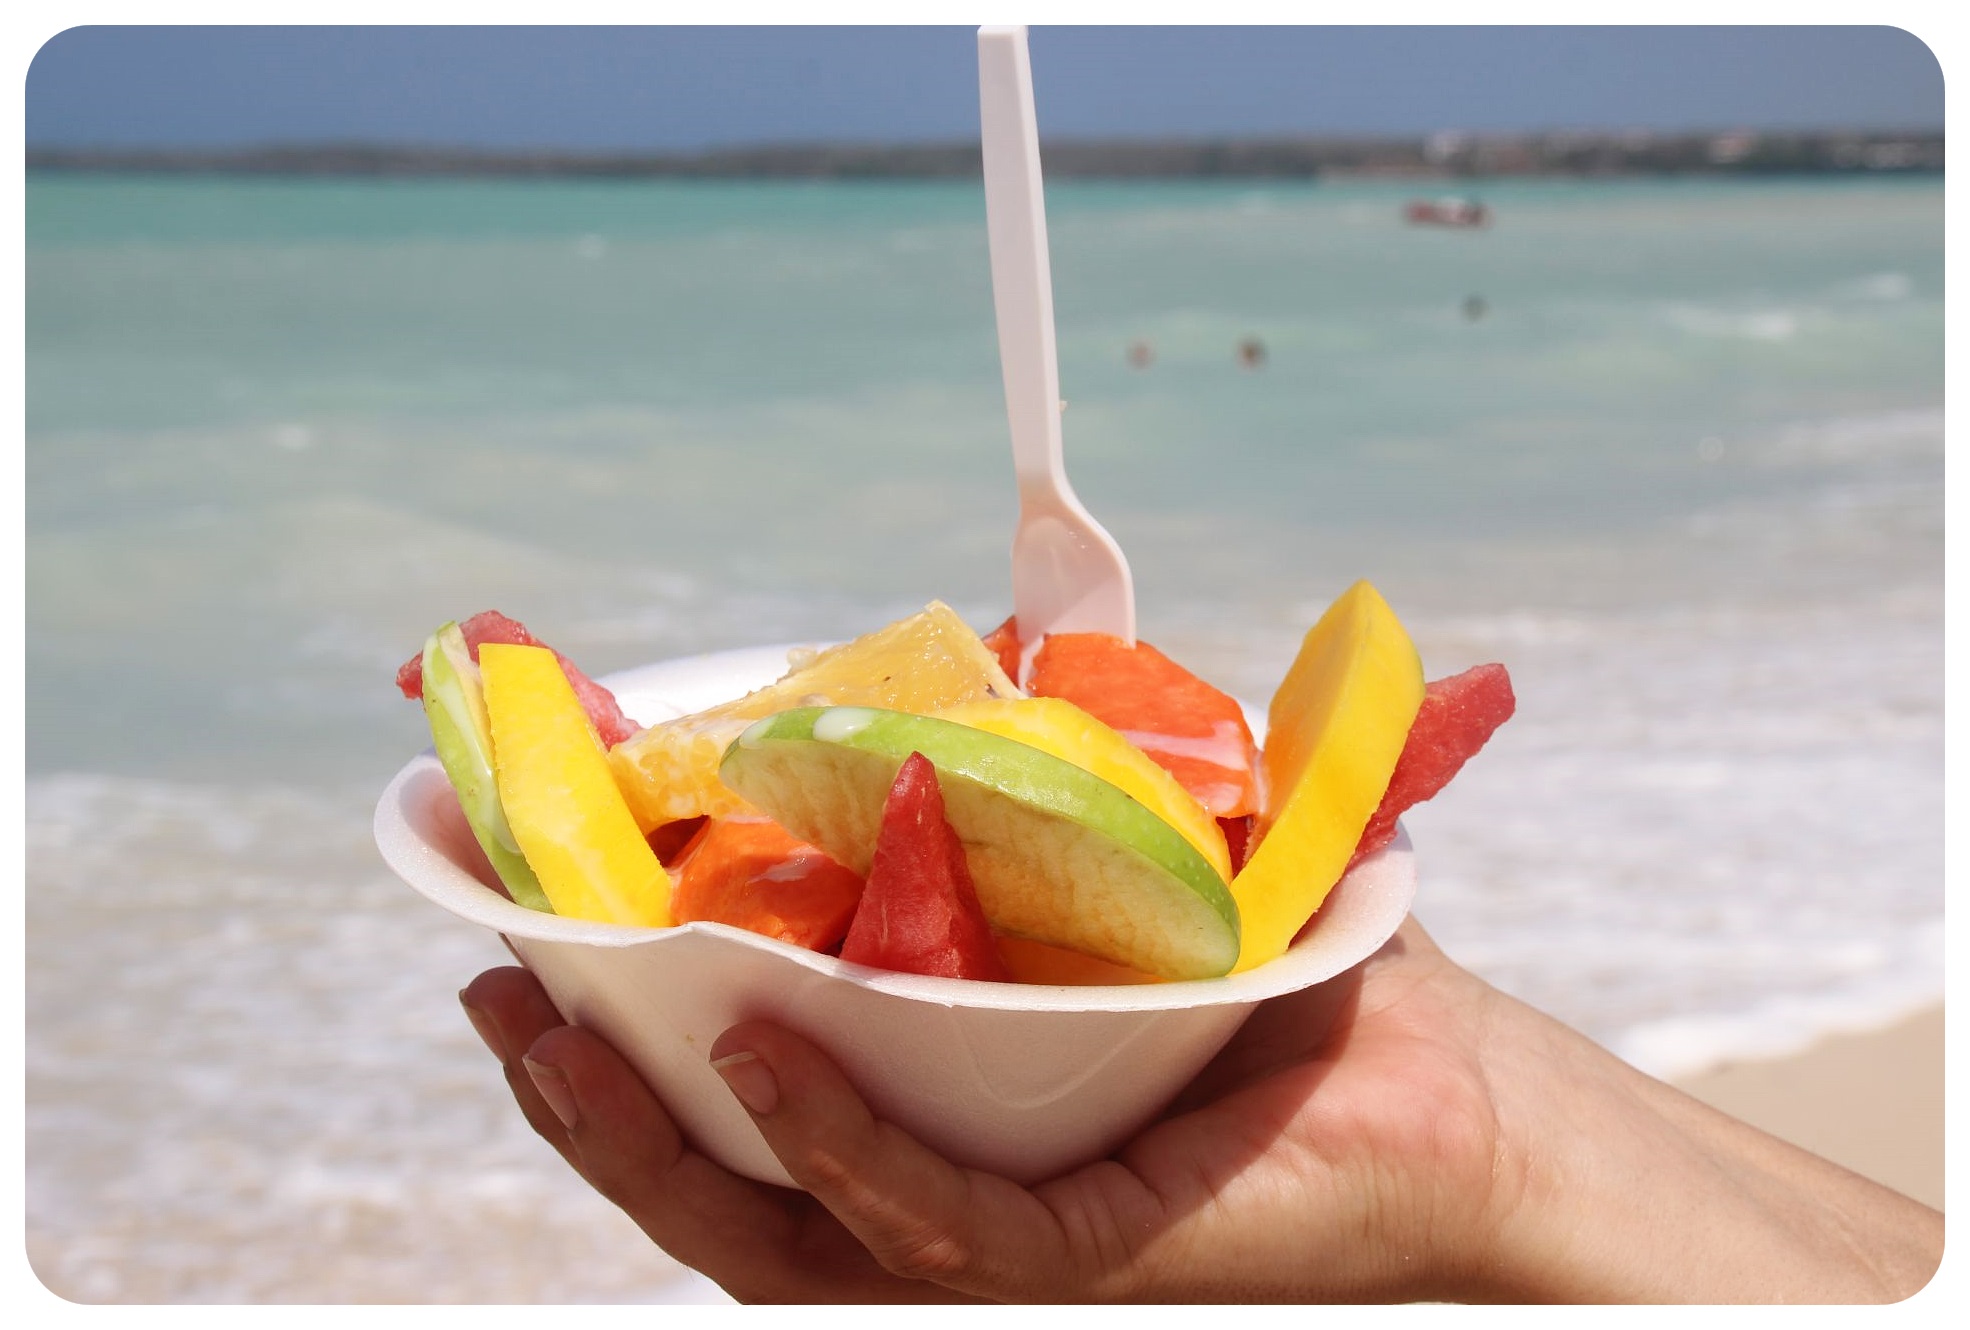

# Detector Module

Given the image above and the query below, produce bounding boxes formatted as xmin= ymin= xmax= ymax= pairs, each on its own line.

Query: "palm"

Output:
xmin=1013 ymin=919 xmax=1507 ymax=1301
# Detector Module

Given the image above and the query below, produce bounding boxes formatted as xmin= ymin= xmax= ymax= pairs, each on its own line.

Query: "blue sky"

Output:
xmin=25 ymin=25 xmax=1945 ymax=150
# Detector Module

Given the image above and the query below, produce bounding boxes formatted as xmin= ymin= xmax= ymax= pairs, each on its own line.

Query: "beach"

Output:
xmin=1674 ymin=1005 xmax=1945 ymax=1213
xmin=25 ymin=173 xmax=1941 ymax=1301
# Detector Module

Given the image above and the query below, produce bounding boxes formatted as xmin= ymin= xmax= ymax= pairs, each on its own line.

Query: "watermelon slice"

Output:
xmin=1346 ymin=663 xmax=1516 ymax=872
xmin=396 ymin=610 xmax=640 ymax=748
xmin=670 ymin=817 xmax=865 ymax=952
xmin=1025 ymin=632 xmax=1262 ymax=819
xmin=838 ymin=752 xmax=1010 ymax=982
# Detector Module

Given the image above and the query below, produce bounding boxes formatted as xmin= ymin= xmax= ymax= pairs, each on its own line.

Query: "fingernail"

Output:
xmin=524 ymin=1056 xmax=579 ymax=1130
xmin=711 ymin=1049 xmax=779 ymax=1116
xmin=460 ymin=994 xmax=505 ymax=1062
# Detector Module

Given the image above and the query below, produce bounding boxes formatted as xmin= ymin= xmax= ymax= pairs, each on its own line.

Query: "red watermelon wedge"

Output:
xmin=395 ymin=610 xmax=641 ymax=748
xmin=1347 ymin=663 xmax=1515 ymax=872
xmin=839 ymin=752 xmax=1010 ymax=982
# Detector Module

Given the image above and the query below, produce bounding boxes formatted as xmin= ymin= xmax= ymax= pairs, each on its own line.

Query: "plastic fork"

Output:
xmin=978 ymin=24 xmax=1136 ymax=668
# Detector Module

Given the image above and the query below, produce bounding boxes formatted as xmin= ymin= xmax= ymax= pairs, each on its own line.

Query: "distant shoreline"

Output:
xmin=26 ymin=130 xmax=1943 ymax=180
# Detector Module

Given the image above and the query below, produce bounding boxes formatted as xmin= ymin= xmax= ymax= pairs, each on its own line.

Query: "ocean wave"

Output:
xmin=1609 ymin=919 xmax=1944 ymax=1079
xmin=1830 ymin=271 xmax=1913 ymax=301
xmin=26 ymin=768 xmax=716 ymax=1302
xmin=1399 ymin=580 xmax=1941 ymax=1082
xmin=27 ymin=771 xmax=382 ymax=886
xmin=1658 ymin=300 xmax=1807 ymax=342
xmin=1752 ymin=407 xmax=1942 ymax=467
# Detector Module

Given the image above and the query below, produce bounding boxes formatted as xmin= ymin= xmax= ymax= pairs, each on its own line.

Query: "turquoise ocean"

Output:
xmin=25 ymin=175 xmax=1943 ymax=1300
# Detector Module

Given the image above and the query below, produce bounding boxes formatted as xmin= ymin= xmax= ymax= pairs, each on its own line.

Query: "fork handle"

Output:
xmin=978 ymin=25 xmax=1069 ymax=509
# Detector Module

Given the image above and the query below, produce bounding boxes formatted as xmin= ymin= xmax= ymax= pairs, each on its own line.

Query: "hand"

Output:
xmin=460 ymin=920 xmax=1521 ymax=1301
xmin=459 ymin=918 xmax=1943 ymax=1303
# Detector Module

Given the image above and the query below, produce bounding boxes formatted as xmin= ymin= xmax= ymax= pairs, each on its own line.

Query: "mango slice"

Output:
xmin=936 ymin=695 xmax=1233 ymax=882
xmin=480 ymin=643 xmax=672 ymax=928
xmin=1231 ymin=581 xmax=1424 ymax=971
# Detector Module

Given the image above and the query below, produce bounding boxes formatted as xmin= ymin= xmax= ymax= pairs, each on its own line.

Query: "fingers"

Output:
xmin=709 ymin=1021 xmax=1099 ymax=1301
xmin=460 ymin=969 xmax=1114 ymax=1299
xmin=459 ymin=966 xmax=585 ymax=1167
xmin=520 ymin=1022 xmax=825 ymax=1295
xmin=457 ymin=968 xmax=928 ymax=1302
xmin=459 ymin=965 xmax=563 ymax=1064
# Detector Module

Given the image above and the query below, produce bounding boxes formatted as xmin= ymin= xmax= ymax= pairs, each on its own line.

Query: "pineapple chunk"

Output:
xmin=609 ymin=601 xmax=1021 ymax=828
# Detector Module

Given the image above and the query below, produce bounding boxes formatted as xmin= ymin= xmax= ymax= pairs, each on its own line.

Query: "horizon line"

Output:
xmin=27 ymin=130 xmax=1944 ymax=181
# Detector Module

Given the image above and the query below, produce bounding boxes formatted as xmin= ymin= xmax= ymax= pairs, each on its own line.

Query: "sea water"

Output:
xmin=25 ymin=175 xmax=1943 ymax=1301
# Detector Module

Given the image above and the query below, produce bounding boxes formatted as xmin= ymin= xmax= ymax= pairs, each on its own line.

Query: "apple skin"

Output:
xmin=721 ymin=705 xmax=1240 ymax=981
xmin=420 ymin=622 xmax=553 ymax=913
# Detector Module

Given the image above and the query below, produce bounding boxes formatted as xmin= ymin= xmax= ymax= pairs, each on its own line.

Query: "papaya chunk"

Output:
xmin=671 ymin=818 xmax=864 ymax=952
xmin=1026 ymin=632 xmax=1262 ymax=819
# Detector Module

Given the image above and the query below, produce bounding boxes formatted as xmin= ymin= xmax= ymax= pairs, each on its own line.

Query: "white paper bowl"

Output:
xmin=374 ymin=645 xmax=1417 ymax=1187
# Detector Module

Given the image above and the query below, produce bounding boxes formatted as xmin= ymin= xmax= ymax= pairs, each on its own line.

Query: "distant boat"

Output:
xmin=1404 ymin=197 xmax=1490 ymax=228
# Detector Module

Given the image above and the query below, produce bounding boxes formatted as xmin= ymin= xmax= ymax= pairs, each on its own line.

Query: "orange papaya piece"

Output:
xmin=670 ymin=817 xmax=864 ymax=952
xmin=1026 ymin=632 xmax=1262 ymax=818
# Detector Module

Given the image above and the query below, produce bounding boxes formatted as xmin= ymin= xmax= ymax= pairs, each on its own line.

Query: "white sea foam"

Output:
xmin=1392 ymin=573 xmax=1941 ymax=1081
xmin=1832 ymin=271 xmax=1912 ymax=301
xmin=1659 ymin=300 xmax=1805 ymax=341
xmin=1754 ymin=407 xmax=1943 ymax=467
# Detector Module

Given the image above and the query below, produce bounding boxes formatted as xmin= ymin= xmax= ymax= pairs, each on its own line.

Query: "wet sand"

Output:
xmin=1671 ymin=1006 xmax=1945 ymax=1211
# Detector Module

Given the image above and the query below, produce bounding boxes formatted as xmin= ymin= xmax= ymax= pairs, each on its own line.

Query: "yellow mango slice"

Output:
xmin=936 ymin=696 xmax=1232 ymax=882
xmin=480 ymin=643 xmax=672 ymax=928
xmin=1231 ymin=581 xmax=1423 ymax=971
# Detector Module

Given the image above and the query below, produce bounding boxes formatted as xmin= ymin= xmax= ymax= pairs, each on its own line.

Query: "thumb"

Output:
xmin=708 ymin=1021 xmax=1081 ymax=1301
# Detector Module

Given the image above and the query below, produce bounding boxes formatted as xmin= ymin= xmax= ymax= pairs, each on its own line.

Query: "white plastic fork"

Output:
xmin=978 ymin=24 xmax=1136 ymax=668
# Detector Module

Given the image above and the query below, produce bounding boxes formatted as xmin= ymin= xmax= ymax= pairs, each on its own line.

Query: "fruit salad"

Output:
xmin=395 ymin=584 xmax=1514 ymax=985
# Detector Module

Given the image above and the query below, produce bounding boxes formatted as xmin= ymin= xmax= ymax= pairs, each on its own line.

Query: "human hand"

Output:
xmin=458 ymin=917 xmax=1535 ymax=1302
xmin=460 ymin=915 xmax=1943 ymax=1303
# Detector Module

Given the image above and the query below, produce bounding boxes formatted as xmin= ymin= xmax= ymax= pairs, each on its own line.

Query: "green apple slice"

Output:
xmin=420 ymin=622 xmax=553 ymax=913
xmin=720 ymin=706 xmax=1240 ymax=980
